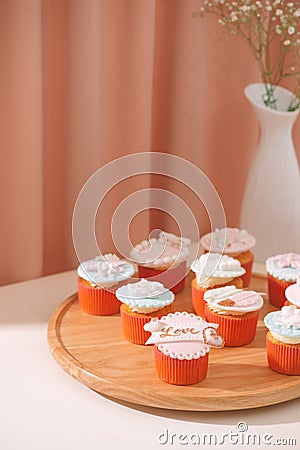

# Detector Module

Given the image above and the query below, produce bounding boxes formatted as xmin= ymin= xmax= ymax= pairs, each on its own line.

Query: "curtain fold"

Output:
xmin=1 ymin=0 xmax=300 ymax=285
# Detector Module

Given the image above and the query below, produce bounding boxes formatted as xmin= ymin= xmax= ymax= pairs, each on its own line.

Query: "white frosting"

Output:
xmin=285 ymin=281 xmax=300 ymax=307
xmin=265 ymin=306 xmax=300 ymax=345
xmin=266 ymin=253 xmax=300 ymax=282
xmin=204 ymin=286 xmax=264 ymax=315
xmin=191 ymin=253 xmax=245 ymax=287
xmin=130 ymin=231 xmax=190 ymax=268
xmin=125 ymin=279 xmax=166 ymax=298
xmin=270 ymin=330 xmax=300 ymax=345
xmin=77 ymin=254 xmax=135 ymax=285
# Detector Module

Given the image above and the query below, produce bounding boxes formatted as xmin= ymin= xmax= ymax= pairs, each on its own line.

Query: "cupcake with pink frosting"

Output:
xmin=144 ymin=311 xmax=224 ymax=385
xmin=266 ymin=253 xmax=300 ymax=308
xmin=200 ymin=227 xmax=255 ymax=287
xmin=204 ymin=286 xmax=264 ymax=346
xmin=130 ymin=231 xmax=191 ymax=294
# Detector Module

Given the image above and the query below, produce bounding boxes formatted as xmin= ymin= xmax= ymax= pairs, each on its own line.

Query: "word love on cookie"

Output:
xmin=144 ymin=314 xmax=224 ymax=348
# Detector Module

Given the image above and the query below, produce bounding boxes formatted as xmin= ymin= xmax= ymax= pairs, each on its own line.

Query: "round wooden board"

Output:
xmin=47 ymin=273 xmax=300 ymax=411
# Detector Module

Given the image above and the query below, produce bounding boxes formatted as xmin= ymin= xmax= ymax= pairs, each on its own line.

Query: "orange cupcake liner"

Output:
xmin=191 ymin=277 xmax=243 ymax=318
xmin=120 ymin=304 xmax=173 ymax=345
xmin=204 ymin=305 xmax=259 ymax=347
xmin=138 ymin=261 xmax=186 ymax=294
xmin=77 ymin=277 xmax=121 ymax=316
xmin=266 ymin=332 xmax=300 ymax=375
xmin=267 ymin=274 xmax=293 ymax=308
xmin=191 ymin=278 xmax=205 ymax=317
xmin=154 ymin=345 xmax=209 ymax=385
xmin=238 ymin=253 xmax=254 ymax=288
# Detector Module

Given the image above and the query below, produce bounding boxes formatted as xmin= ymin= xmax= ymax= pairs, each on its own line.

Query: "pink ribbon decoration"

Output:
xmin=276 ymin=253 xmax=300 ymax=270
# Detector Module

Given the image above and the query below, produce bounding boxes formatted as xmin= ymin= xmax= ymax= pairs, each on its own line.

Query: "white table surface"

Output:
xmin=1 ymin=266 xmax=300 ymax=450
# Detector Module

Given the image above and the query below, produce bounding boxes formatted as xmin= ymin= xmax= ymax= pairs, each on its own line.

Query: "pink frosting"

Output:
xmin=200 ymin=227 xmax=255 ymax=255
xmin=275 ymin=253 xmax=300 ymax=270
xmin=228 ymin=290 xmax=262 ymax=307
xmin=144 ymin=312 xmax=224 ymax=359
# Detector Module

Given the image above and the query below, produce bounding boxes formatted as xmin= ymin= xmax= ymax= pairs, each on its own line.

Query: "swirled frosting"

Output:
xmin=285 ymin=279 xmax=300 ymax=307
xmin=266 ymin=253 xmax=300 ymax=282
xmin=77 ymin=254 xmax=135 ymax=285
xmin=204 ymin=286 xmax=264 ymax=316
xmin=200 ymin=228 xmax=255 ymax=255
xmin=116 ymin=279 xmax=174 ymax=313
xmin=264 ymin=305 xmax=300 ymax=344
xmin=130 ymin=231 xmax=191 ymax=268
xmin=191 ymin=253 xmax=245 ymax=287
xmin=144 ymin=311 xmax=224 ymax=359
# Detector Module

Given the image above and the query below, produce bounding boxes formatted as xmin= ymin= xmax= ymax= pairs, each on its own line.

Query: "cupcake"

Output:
xmin=264 ymin=305 xmax=300 ymax=375
xmin=203 ymin=286 xmax=264 ymax=347
xmin=200 ymin=227 xmax=255 ymax=287
xmin=116 ymin=278 xmax=174 ymax=345
xmin=191 ymin=253 xmax=245 ymax=317
xmin=266 ymin=253 xmax=300 ymax=308
xmin=144 ymin=311 xmax=224 ymax=385
xmin=284 ymin=277 xmax=300 ymax=308
xmin=130 ymin=231 xmax=191 ymax=294
xmin=77 ymin=253 xmax=135 ymax=315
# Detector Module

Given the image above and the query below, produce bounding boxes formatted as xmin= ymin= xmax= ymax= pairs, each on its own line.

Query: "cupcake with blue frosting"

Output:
xmin=264 ymin=305 xmax=300 ymax=375
xmin=266 ymin=253 xmax=300 ymax=308
xmin=77 ymin=254 xmax=135 ymax=315
xmin=116 ymin=278 xmax=175 ymax=345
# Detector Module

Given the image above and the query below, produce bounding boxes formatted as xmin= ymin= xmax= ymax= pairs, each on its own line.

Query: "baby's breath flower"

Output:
xmin=197 ymin=0 xmax=300 ymax=110
xmin=288 ymin=26 xmax=295 ymax=35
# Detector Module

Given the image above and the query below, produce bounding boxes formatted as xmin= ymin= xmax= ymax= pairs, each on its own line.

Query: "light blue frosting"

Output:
xmin=116 ymin=279 xmax=174 ymax=309
xmin=77 ymin=255 xmax=135 ymax=284
xmin=264 ymin=308 xmax=300 ymax=338
xmin=266 ymin=254 xmax=300 ymax=282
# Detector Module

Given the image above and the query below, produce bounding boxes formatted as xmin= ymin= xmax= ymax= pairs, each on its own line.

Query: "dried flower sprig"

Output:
xmin=195 ymin=0 xmax=300 ymax=111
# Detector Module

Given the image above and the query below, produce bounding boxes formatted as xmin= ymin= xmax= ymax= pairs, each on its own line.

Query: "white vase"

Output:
xmin=240 ymin=83 xmax=300 ymax=262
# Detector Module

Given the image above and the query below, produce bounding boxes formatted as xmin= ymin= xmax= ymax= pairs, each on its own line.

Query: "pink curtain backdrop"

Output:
xmin=1 ymin=0 xmax=299 ymax=285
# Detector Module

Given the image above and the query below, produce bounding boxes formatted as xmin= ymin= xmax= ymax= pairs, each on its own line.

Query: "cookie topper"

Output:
xmin=144 ymin=315 xmax=224 ymax=348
